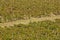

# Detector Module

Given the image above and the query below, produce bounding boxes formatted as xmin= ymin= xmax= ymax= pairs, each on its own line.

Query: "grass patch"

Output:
xmin=0 ymin=21 xmax=60 ymax=40
xmin=0 ymin=0 xmax=60 ymax=22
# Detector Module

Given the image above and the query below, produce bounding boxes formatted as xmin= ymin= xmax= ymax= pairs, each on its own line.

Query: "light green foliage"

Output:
xmin=0 ymin=21 xmax=60 ymax=40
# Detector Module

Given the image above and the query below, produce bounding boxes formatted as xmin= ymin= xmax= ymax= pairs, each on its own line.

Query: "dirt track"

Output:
xmin=0 ymin=15 xmax=60 ymax=27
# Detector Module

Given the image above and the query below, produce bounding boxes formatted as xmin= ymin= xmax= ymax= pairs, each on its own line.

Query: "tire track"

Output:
xmin=0 ymin=15 xmax=60 ymax=27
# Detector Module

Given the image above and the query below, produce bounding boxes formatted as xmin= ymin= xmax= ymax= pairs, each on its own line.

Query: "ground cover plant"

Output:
xmin=0 ymin=20 xmax=60 ymax=40
xmin=0 ymin=0 xmax=60 ymax=40
xmin=0 ymin=0 xmax=60 ymax=22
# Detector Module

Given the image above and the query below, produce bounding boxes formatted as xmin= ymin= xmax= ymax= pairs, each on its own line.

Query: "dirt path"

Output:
xmin=0 ymin=15 xmax=60 ymax=27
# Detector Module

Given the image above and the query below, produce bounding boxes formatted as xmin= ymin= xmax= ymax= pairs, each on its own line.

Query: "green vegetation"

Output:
xmin=0 ymin=21 xmax=60 ymax=40
xmin=0 ymin=0 xmax=60 ymax=40
xmin=0 ymin=0 xmax=60 ymax=22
